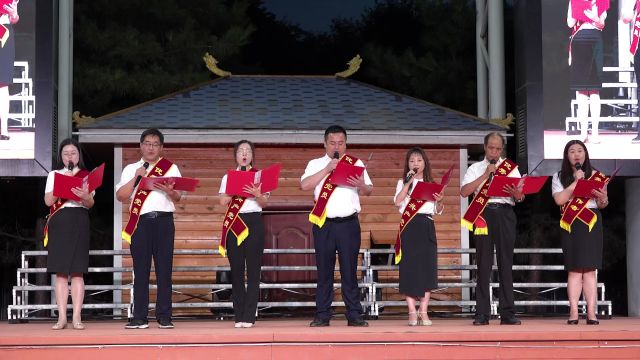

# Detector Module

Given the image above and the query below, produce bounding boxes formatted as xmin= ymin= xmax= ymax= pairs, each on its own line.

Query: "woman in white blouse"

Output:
xmin=393 ymin=147 xmax=444 ymax=326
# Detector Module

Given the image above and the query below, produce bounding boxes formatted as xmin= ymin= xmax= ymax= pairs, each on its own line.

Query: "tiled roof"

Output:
xmin=81 ymin=75 xmax=500 ymax=132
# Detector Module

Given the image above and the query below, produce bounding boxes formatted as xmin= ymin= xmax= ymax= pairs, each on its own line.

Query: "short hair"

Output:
xmin=484 ymin=132 xmax=505 ymax=146
xmin=324 ymin=125 xmax=347 ymax=141
xmin=140 ymin=128 xmax=164 ymax=144
xmin=56 ymin=137 xmax=86 ymax=170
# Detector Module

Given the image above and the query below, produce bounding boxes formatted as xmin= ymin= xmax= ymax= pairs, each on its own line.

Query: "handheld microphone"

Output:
xmin=240 ymin=166 xmax=247 ymax=171
xmin=405 ymin=167 xmax=418 ymax=184
xmin=333 ymin=151 xmax=340 ymax=159
xmin=67 ymin=161 xmax=74 ymax=172
xmin=575 ymin=163 xmax=582 ymax=171
xmin=134 ymin=162 xmax=150 ymax=187
xmin=487 ymin=159 xmax=497 ymax=182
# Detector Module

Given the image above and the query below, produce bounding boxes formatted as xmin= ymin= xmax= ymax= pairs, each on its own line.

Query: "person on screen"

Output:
xmin=551 ymin=140 xmax=608 ymax=325
xmin=218 ymin=140 xmax=269 ymax=328
xmin=393 ymin=147 xmax=444 ymax=326
xmin=0 ymin=0 xmax=19 ymax=140
xmin=44 ymin=138 xmax=94 ymax=330
xmin=567 ymin=0 xmax=607 ymax=144
xmin=621 ymin=0 xmax=640 ymax=144
xmin=460 ymin=132 xmax=524 ymax=326
xmin=301 ymin=124 xmax=373 ymax=327
xmin=116 ymin=128 xmax=183 ymax=329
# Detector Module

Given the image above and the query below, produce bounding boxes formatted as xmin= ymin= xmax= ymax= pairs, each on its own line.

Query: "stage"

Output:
xmin=2 ymin=318 xmax=640 ymax=359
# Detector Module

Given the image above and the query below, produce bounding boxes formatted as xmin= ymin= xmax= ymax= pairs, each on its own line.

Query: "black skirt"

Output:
xmin=47 ymin=207 xmax=90 ymax=274
xmin=398 ymin=214 xmax=438 ymax=297
xmin=570 ymin=29 xmax=603 ymax=91
xmin=561 ymin=208 xmax=603 ymax=270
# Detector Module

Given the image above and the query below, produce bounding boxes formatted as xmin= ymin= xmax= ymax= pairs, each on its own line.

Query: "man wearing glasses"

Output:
xmin=116 ymin=128 xmax=182 ymax=329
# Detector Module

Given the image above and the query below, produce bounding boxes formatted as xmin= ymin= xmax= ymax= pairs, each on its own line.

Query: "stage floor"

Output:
xmin=2 ymin=318 xmax=640 ymax=359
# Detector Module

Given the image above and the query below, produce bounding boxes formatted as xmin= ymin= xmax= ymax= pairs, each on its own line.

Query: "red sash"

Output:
xmin=121 ymin=158 xmax=174 ymax=244
xmin=218 ymin=168 xmax=257 ymax=257
xmin=631 ymin=3 xmax=640 ymax=55
xmin=308 ymin=154 xmax=360 ymax=228
xmin=461 ymin=159 xmax=517 ymax=235
xmin=43 ymin=169 xmax=90 ymax=247
xmin=560 ymin=171 xmax=607 ymax=232
xmin=394 ymin=196 xmax=427 ymax=264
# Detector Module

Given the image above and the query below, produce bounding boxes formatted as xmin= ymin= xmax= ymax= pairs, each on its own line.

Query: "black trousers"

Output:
xmin=226 ymin=212 xmax=265 ymax=324
xmin=312 ymin=216 xmax=363 ymax=322
xmin=474 ymin=206 xmax=516 ymax=318
xmin=130 ymin=213 xmax=175 ymax=322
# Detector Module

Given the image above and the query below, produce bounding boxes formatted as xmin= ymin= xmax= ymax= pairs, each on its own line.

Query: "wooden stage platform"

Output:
xmin=2 ymin=318 xmax=640 ymax=359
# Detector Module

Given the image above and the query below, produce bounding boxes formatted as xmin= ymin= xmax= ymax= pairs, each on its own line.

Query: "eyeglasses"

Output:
xmin=142 ymin=142 xmax=162 ymax=148
xmin=236 ymin=149 xmax=251 ymax=155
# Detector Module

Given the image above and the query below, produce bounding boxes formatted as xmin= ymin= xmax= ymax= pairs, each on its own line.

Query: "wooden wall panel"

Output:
xmin=120 ymin=145 xmax=463 ymax=314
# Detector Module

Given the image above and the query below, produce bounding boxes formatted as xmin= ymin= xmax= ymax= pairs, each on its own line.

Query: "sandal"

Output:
xmin=408 ymin=311 xmax=418 ymax=326
xmin=419 ymin=312 xmax=432 ymax=326
xmin=73 ymin=322 xmax=85 ymax=330
xmin=52 ymin=322 xmax=67 ymax=330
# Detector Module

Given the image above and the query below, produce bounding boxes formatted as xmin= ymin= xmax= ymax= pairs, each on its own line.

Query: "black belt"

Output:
xmin=326 ymin=213 xmax=358 ymax=223
xmin=140 ymin=211 xmax=173 ymax=219
xmin=485 ymin=203 xmax=511 ymax=209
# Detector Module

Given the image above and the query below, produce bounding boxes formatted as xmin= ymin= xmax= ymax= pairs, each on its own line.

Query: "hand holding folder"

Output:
xmin=329 ymin=161 xmax=365 ymax=187
xmin=226 ymin=164 xmax=281 ymax=198
xmin=572 ymin=179 xmax=607 ymax=198
xmin=53 ymin=163 xmax=105 ymax=201
xmin=138 ymin=176 xmax=200 ymax=192
xmin=409 ymin=165 xmax=454 ymax=201
xmin=486 ymin=176 xmax=548 ymax=197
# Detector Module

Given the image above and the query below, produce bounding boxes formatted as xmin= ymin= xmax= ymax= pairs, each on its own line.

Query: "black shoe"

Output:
xmin=473 ymin=315 xmax=489 ymax=326
xmin=309 ymin=318 xmax=330 ymax=327
xmin=632 ymin=136 xmax=640 ymax=144
xmin=125 ymin=319 xmax=149 ymax=329
xmin=500 ymin=316 xmax=522 ymax=325
xmin=586 ymin=318 xmax=599 ymax=325
xmin=0 ymin=135 xmax=9 ymax=140
xmin=567 ymin=318 xmax=579 ymax=325
xmin=347 ymin=318 xmax=369 ymax=327
xmin=158 ymin=318 xmax=174 ymax=329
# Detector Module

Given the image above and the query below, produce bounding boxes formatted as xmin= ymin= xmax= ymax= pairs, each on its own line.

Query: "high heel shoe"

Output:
xmin=418 ymin=312 xmax=432 ymax=326
xmin=52 ymin=322 xmax=67 ymax=330
xmin=567 ymin=319 xmax=579 ymax=325
xmin=408 ymin=311 xmax=418 ymax=326
xmin=586 ymin=318 xmax=599 ymax=325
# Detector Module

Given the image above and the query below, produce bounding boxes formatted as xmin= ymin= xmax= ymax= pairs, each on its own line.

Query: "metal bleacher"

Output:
xmin=7 ymin=247 xmax=612 ymax=322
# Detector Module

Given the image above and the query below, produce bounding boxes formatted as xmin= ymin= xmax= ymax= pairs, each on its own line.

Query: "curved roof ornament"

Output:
xmin=203 ymin=52 xmax=232 ymax=77
xmin=335 ymin=54 xmax=362 ymax=78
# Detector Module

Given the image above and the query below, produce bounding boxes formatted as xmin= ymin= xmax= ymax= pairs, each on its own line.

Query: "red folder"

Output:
xmin=572 ymin=179 xmax=606 ymax=198
xmin=570 ymin=0 xmax=609 ymax=23
xmin=486 ymin=176 xmax=548 ymax=197
xmin=409 ymin=165 xmax=455 ymax=201
xmin=330 ymin=161 xmax=365 ymax=187
xmin=225 ymin=164 xmax=281 ymax=197
xmin=53 ymin=163 xmax=105 ymax=201
xmin=138 ymin=176 xmax=200 ymax=192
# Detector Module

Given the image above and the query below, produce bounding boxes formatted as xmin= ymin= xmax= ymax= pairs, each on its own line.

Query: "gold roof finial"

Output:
xmin=203 ymin=52 xmax=232 ymax=77
xmin=488 ymin=113 xmax=515 ymax=129
xmin=335 ymin=54 xmax=362 ymax=78
xmin=72 ymin=111 xmax=96 ymax=127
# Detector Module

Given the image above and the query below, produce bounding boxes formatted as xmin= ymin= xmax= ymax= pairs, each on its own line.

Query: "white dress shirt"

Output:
xmin=45 ymin=169 xmax=90 ymax=209
xmin=301 ymin=154 xmax=373 ymax=218
xmin=551 ymin=172 xmax=597 ymax=208
xmin=115 ymin=158 xmax=181 ymax=214
xmin=461 ymin=157 xmax=521 ymax=206
xmin=219 ymin=173 xmax=263 ymax=213
xmin=393 ymin=179 xmax=437 ymax=215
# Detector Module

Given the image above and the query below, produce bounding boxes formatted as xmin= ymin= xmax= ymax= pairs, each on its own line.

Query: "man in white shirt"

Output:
xmin=116 ymin=129 xmax=182 ymax=329
xmin=460 ymin=132 xmax=524 ymax=326
xmin=301 ymin=125 xmax=373 ymax=327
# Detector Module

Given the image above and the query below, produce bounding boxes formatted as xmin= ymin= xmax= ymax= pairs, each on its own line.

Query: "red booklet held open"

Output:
xmin=409 ymin=165 xmax=455 ymax=201
xmin=138 ymin=176 xmax=200 ymax=192
xmin=486 ymin=176 xmax=548 ymax=197
xmin=329 ymin=161 xmax=365 ymax=187
xmin=53 ymin=163 xmax=105 ymax=201
xmin=570 ymin=0 xmax=609 ymax=23
xmin=225 ymin=163 xmax=281 ymax=198
xmin=572 ymin=179 xmax=607 ymax=198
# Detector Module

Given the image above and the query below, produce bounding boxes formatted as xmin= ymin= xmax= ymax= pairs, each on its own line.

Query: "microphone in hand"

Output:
xmin=67 ymin=161 xmax=74 ymax=172
xmin=333 ymin=151 xmax=340 ymax=160
xmin=405 ymin=167 xmax=418 ymax=184
xmin=134 ymin=162 xmax=150 ymax=188
xmin=575 ymin=163 xmax=582 ymax=171
xmin=487 ymin=159 xmax=497 ymax=182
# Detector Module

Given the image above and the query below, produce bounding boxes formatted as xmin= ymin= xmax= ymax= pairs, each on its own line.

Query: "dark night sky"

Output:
xmin=262 ymin=0 xmax=376 ymax=33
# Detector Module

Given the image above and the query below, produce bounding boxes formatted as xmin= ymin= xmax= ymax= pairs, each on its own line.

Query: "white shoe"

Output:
xmin=242 ymin=322 xmax=254 ymax=328
xmin=234 ymin=322 xmax=242 ymax=328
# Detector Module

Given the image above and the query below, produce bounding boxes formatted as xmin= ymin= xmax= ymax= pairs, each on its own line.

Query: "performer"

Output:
xmin=393 ymin=147 xmax=444 ymax=326
xmin=621 ymin=0 xmax=640 ymax=144
xmin=218 ymin=140 xmax=268 ymax=328
xmin=44 ymin=138 xmax=94 ymax=330
xmin=551 ymin=140 xmax=608 ymax=325
xmin=567 ymin=0 xmax=607 ymax=144
xmin=301 ymin=125 xmax=372 ymax=327
xmin=116 ymin=128 xmax=182 ymax=329
xmin=0 ymin=0 xmax=19 ymax=140
xmin=460 ymin=132 xmax=524 ymax=326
